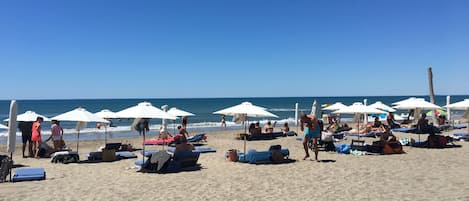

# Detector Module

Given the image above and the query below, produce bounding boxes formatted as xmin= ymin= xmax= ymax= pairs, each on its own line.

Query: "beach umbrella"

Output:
xmin=369 ymin=101 xmax=396 ymax=112
xmin=333 ymin=102 xmax=386 ymax=139
xmin=115 ymin=102 xmax=177 ymax=165
xmin=3 ymin=110 xmax=51 ymax=122
xmin=322 ymin=102 xmax=347 ymax=111
xmin=393 ymin=98 xmax=441 ymax=123
xmin=94 ymin=109 xmax=119 ymax=144
xmin=445 ymin=99 xmax=469 ymax=132
xmin=392 ymin=97 xmax=420 ymax=105
xmin=213 ymin=102 xmax=278 ymax=159
xmin=167 ymin=107 xmax=195 ymax=134
xmin=167 ymin=107 xmax=195 ymax=117
xmin=426 ymin=109 xmax=447 ymax=117
xmin=52 ymin=107 xmax=109 ymax=152
xmin=311 ymin=100 xmax=318 ymax=116
xmin=7 ymin=100 xmax=17 ymax=182
xmin=0 ymin=124 xmax=7 ymax=129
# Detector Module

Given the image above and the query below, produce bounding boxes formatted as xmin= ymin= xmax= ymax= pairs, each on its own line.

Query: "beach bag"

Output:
xmin=383 ymin=141 xmax=404 ymax=154
xmin=227 ymin=149 xmax=238 ymax=162
xmin=270 ymin=149 xmax=284 ymax=163
xmin=336 ymin=144 xmax=350 ymax=154
xmin=0 ymin=156 xmax=13 ymax=182
xmin=367 ymin=141 xmax=383 ymax=153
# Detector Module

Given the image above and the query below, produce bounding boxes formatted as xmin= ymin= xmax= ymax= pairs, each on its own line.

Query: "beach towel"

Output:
xmin=144 ymin=137 xmax=174 ymax=145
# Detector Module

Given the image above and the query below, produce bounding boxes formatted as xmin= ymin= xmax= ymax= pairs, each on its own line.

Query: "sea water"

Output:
xmin=0 ymin=95 xmax=467 ymax=143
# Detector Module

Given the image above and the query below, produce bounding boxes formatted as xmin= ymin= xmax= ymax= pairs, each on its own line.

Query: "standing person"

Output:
xmin=31 ymin=117 xmax=44 ymax=158
xmin=18 ymin=121 xmax=34 ymax=158
xmin=300 ymin=113 xmax=320 ymax=161
xmin=221 ymin=115 xmax=226 ymax=128
xmin=47 ymin=120 xmax=64 ymax=151
xmin=181 ymin=116 xmax=188 ymax=129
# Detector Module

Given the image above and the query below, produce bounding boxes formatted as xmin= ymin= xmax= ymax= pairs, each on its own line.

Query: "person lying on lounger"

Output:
xmin=344 ymin=125 xmax=373 ymax=134
xmin=174 ymin=134 xmax=194 ymax=153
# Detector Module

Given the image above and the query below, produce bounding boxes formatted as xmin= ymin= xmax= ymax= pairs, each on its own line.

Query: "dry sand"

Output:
xmin=1 ymin=128 xmax=468 ymax=201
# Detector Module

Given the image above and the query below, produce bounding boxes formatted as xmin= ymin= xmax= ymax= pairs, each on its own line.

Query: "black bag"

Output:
xmin=351 ymin=140 xmax=367 ymax=151
xmin=0 ymin=156 xmax=13 ymax=182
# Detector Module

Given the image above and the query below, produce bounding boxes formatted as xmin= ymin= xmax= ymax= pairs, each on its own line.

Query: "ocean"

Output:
xmin=1 ymin=95 xmax=467 ymax=143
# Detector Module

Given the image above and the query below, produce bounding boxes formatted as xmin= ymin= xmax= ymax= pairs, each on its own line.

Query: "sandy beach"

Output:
xmin=1 ymin=128 xmax=468 ymax=201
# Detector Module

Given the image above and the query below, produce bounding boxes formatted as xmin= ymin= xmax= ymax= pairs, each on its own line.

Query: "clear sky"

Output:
xmin=1 ymin=0 xmax=468 ymax=100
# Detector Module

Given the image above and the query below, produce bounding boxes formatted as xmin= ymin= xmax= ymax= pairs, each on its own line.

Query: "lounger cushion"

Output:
xmin=12 ymin=168 xmax=46 ymax=182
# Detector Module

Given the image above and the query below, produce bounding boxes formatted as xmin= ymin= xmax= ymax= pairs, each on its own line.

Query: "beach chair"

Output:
xmin=187 ymin=133 xmax=207 ymax=143
xmin=166 ymin=146 xmax=216 ymax=153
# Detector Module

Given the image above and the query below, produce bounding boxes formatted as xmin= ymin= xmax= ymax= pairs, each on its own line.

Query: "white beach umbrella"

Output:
xmin=3 ymin=110 xmax=51 ymax=122
xmin=0 ymin=124 xmax=7 ymax=129
xmin=52 ymin=107 xmax=109 ymax=152
xmin=167 ymin=107 xmax=196 ymax=134
xmin=311 ymin=100 xmax=318 ymax=116
xmin=333 ymin=102 xmax=386 ymax=139
xmin=369 ymin=101 xmax=396 ymax=112
xmin=94 ymin=109 xmax=119 ymax=119
xmin=7 ymin=100 xmax=17 ymax=154
xmin=7 ymin=100 xmax=17 ymax=181
xmin=213 ymin=102 xmax=278 ymax=118
xmin=445 ymin=99 xmax=469 ymax=132
xmin=94 ymin=109 xmax=119 ymax=144
xmin=393 ymin=98 xmax=441 ymax=124
xmin=213 ymin=102 xmax=278 ymax=159
xmin=392 ymin=97 xmax=420 ymax=105
xmin=167 ymin=107 xmax=195 ymax=117
xmin=115 ymin=102 xmax=177 ymax=165
xmin=322 ymin=102 xmax=347 ymax=111
xmin=116 ymin=102 xmax=177 ymax=120
xmin=444 ymin=99 xmax=469 ymax=110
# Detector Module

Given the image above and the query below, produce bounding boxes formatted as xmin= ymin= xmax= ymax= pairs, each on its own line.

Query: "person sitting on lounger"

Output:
xmin=344 ymin=125 xmax=373 ymax=134
xmin=372 ymin=116 xmax=382 ymax=128
xmin=158 ymin=127 xmax=172 ymax=139
xmin=379 ymin=125 xmax=396 ymax=142
xmin=281 ymin=122 xmax=290 ymax=133
xmin=174 ymin=134 xmax=194 ymax=153
xmin=417 ymin=113 xmax=441 ymax=135
xmin=253 ymin=122 xmax=262 ymax=134
xmin=386 ymin=112 xmax=401 ymax=129
xmin=263 ymin=121 xmax=274 ymax=133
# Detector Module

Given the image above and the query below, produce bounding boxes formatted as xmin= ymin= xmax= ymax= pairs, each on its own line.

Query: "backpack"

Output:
xmin=0 ymin=156 xmax=13 ymax=182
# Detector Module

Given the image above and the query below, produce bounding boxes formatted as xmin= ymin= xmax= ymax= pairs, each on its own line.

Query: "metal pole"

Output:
xmin=77 ymin=130 xmax=80 ymax=153
xmin=142 ymin=129 xmax=146 ymax=165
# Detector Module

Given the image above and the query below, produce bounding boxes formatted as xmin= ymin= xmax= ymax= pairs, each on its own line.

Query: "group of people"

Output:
xmin=19 ymin=117 xmax=65 ymax=158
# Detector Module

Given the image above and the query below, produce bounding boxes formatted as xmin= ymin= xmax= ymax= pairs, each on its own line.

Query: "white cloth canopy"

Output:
xmin=4 ymin=110 xmax=50 ymax=122
xmin=167 ymin=107 xmax=195 ymax=117
xmin=213 ymin=102 xmax=278 ymax=118
xmin=393 ymin=99 xmax=441 ymax=110
xmin=333 ymin=102 xmax=386 ymax=115
xmin=94 ymin=109 xmax=119 ymax=119
xmin=322 ymin=102 xmax=347 ymax=111
xmin=0 ymin=124 xmax=8 ymax=129
xmin=213 ymin=101 xmax=278 ymax=158
xmin=52 ymin=108 xmax=109 ymax=123
xmin=369 ymin=101 xmax=396 ymax=112
xmin=7 ymin=100 xmax=17 ymax=153
xmin=445 ymin=99 xmax=469 ymax=110
xmin=392 ymin=97 xmax=421 ymax=105
xmin=116 ymin=102 xmax=177 ymax=120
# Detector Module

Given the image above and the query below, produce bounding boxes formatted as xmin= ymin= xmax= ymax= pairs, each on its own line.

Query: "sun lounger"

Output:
xmin=237 ymin=148 xmax=290 ymax=164
xmin=451 ymin=133 xmax=469 ymax=141
xmin=51 ymin=151 xmax=80 ymax=164
xmin=392 ymin=127 xmax=417 ymax=133
xmin=144 ymin=137 xmax=175 ymax=145
xmin=343 ymin=132 xmax=379 ymax=138
xmin=166 ymin=146 xmax=216 ymax=153
xmin=12 ymin=167 xmax=46 ymax=182
xmin=187 ymin=133 xmax=207 ymax=143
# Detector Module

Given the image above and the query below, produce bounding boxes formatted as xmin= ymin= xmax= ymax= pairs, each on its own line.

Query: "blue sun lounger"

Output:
xmin=392 ymin=127 xmax=417 ymax=133
xmin=12 ymin=167 xmax=46 ymax=182
xmin=187 ymin=133 xmax=207 ymax=143
xmin=166 ymin=146 xmax=216 ymax=153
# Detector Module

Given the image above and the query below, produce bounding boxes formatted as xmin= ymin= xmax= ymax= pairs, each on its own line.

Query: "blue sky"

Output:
xmin=1 ymin=0 xmax=468 ymax=99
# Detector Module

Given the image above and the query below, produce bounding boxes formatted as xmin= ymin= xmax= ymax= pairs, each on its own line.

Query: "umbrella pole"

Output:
xmin=9 ymin=152 xmax=12 ymax=182
xmin=142 ymin=129 xmax=146 ymax=165
xmin=77 ymin=130 xmax=80 ymax=153
xmin=104 ymin=124 xmax=107 ymax=145
xmin=357 ymin=115 xmax=360 ymax=140
xmin=243 ymin=119 xmax=247 ymax=161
